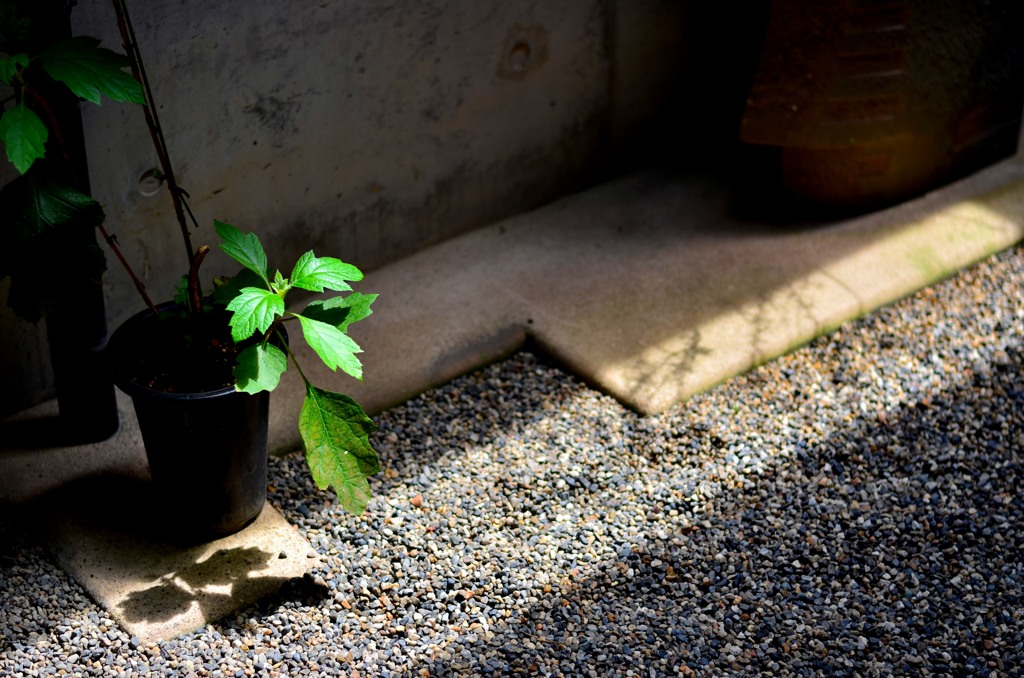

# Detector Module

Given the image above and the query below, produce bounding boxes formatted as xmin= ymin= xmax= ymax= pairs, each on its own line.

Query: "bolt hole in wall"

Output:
xmin=497 ymin=23 xmax=549 ymax=81
xmin=509 ymin=42 xmax=531 ymax=72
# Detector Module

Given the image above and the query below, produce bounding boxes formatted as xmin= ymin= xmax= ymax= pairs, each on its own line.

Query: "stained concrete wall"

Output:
xmin=1 ymin=0 xmax=692 ymax=416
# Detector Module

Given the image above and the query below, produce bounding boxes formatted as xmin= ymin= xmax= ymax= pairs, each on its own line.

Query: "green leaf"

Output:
xmin=215 ymin=220 xmax=270 ymax=285
xmin=0 ymin=171 xmax=107 ymax=322
xmin=172 ymin=275 xmax=189 ymax=306
xmin=0 ymin=169 xmax=105 ymax=242
xmin=38 ymin=37 xmax=145 ymax=105
xmin=225 ymin=287 xmax=284 ymax=342
xmin=299 ymin=385 xmax=380 ymax=515
xmin=0 ymin=53 xmax=27 ymax=85
xmin=301 ymin=292 xmax=377 ymax=332
xmin=295 ymin=313 xmax=364 ymax=379
xmin=0 ymin=104 xmax=47 ymax=173
xmin=289 ymin=250 xmax=363 ymax=293
xmin=209 ymin=267 xmax=266 ymax=306
xmin=233 ymin=341 xmax=287 ymax=394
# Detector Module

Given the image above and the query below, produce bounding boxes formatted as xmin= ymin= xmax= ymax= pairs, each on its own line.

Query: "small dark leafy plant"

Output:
xmin=1 ymin=2 xmax=382 ymax=515
xmin=1 ymin=3 xmax=145 ymax=320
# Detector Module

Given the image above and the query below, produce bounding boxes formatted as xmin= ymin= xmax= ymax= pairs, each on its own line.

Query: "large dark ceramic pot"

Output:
xmin=107 ymin=302 xmax=280 ymax=539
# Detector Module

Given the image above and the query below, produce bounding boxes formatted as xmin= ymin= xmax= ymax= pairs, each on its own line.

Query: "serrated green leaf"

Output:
xmin=209 ymin=267 xmax=266 ymax=306
xmin=38 ymin=37 xmax=144 ymax=105
xmin=0 ymin=53 xmax=28 ymax=85
xmin=295 ymin=313 xmax=363 ymax=379
xmin=215 ymin=220 xmax=270 ymax=285
xmin=172 ymin=275 xmax=189 ymax=306
xmin=0 ymin=104 xmax=47 ymax=173
xmin=0 ymin=169 xmax=105 ymax=241
xmin=233 ymin=341 xmax=287 ymax=394
xmin=0 ymin=173 xmax=106 ymax=322
xmin=225 ymin=287 xmax=284 ymax=342
xmin=301 ymin=292 xmax=377 ymax=332
xmin=300 ymin=385 xmax=380 ymax=515
xmin=289 ymin=250 xmax=363 ymax=293
xmin=299 ymin=299 xmax=349 ymax=328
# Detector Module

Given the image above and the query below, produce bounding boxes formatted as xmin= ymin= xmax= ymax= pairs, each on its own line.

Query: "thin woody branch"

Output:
xmin=98 ymin=223 xmax=158 ymax=315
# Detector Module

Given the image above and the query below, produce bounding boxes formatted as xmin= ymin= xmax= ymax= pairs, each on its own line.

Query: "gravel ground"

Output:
xmin=3 ymin=242 xmax=1024 ymax=677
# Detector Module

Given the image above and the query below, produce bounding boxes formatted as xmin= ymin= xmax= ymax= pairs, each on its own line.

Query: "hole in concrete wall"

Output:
xmin=497 ymin=23 xmax=548 ymax=81
xmin=508 ymin=41 xmax=531 ymax=73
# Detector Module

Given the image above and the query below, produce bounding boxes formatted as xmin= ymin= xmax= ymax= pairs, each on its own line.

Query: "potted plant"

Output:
xmin=2 ymin=0 xmax=382 ymax=538
xmin=106 ymin=220 xmax=382 ymax=538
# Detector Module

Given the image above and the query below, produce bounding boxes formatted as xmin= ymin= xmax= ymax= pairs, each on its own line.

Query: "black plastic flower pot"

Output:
xmin=107 ymin=302 xmax=282 ymax=540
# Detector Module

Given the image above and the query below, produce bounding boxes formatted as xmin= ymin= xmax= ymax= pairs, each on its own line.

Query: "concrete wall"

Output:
xmin=1 ymin=0 xmax=692 ymax=416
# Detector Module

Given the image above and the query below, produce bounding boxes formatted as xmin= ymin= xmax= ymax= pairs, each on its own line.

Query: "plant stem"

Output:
xmin=187 ymin=245 xmax=210 ymax=314
xmin=280 ymin=331 xmax=311 ymax=386
xmin=97 ymin=223 xmax=158 ymax=315
xmin=111 ymin=0 xmax=196 ymax=274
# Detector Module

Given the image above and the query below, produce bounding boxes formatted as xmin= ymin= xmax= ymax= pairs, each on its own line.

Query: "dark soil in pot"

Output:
xmin=107 ymin=302 xmax=280 ymax=541
xmin=117 ymin=305 xmax=241 ymax=393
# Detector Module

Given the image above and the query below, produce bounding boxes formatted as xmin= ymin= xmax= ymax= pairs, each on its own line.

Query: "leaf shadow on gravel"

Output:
xmin=0 ymin=472 xmax=330 ymax=640
xmin=404 ymin=345 xmax=1024 ymax=677
xmin=116 ymin=546 xmax=299 ymax=627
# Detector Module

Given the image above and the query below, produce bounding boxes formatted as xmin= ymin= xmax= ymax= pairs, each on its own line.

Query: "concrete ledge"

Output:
xmin=274 ymin=156 xmax=1024 ymax=452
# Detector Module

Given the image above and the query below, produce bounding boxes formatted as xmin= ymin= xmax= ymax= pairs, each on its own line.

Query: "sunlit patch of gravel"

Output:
xmin=3 ymin=243 xmax=1024 ymax=677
